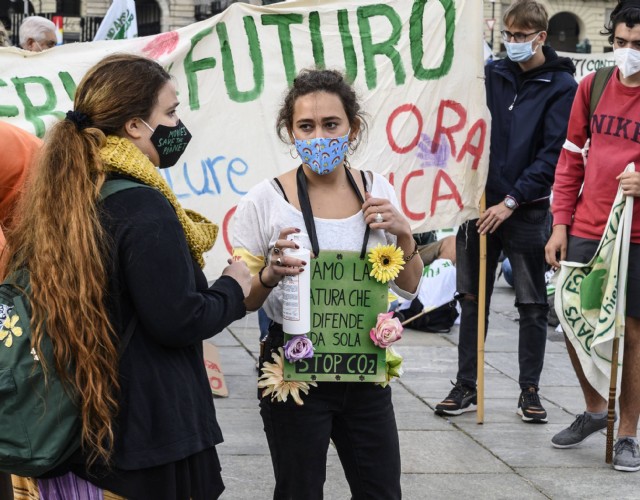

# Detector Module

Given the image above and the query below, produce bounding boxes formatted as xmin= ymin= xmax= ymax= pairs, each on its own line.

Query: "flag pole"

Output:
xmin=606 ymin=336 xmax=621 ymax=463
xmin=477 ymin=192 xmax=487 ymax=424
xmin=606 ymin=168 xmax=634 ymax=463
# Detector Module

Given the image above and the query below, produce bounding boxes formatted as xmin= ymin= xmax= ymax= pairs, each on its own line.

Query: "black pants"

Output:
xmin=260 ymin=382 xmax=401 ymax=500
xmin=455 ymin=209 xmax=550 ymax=389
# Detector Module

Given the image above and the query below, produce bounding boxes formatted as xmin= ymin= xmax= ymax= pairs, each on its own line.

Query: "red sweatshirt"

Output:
xmin=552 ymin=67 xmax=640 ymax=243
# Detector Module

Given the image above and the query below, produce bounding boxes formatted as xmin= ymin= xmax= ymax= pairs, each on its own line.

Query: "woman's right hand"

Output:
xmin=223 ymin=260 xmax=252 ymax=297
xmin=259 ymin=227 xmax=308 ymax=287
xmin=545 ymin=225 xmax=568 ymax=268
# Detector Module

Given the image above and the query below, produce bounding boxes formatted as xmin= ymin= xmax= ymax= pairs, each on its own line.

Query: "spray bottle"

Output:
xmin=282 ymin=233 xmax=311 ymax=335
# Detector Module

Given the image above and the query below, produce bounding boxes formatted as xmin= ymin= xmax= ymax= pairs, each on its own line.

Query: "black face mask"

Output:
xmin=145 ymin=120 xmax=193 ymax=168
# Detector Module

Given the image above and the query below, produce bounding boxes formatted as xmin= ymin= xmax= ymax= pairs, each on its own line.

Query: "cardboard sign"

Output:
xmin=203 ymin=342 xmax=229 ymax=397
xmin=283 ymin=250 xmax=388 ymax=383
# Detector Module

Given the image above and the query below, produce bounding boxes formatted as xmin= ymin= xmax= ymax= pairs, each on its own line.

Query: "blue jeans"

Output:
xmin=455 ymin=208 xmax=550 ymax=389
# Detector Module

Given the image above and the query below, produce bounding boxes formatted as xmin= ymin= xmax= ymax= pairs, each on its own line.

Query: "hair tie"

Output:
xmin=65 ymin=110 xmax=93 ymax=131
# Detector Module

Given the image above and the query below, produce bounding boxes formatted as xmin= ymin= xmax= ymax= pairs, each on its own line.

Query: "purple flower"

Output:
xmin=283 ymin=335 xmax=314 ymax=363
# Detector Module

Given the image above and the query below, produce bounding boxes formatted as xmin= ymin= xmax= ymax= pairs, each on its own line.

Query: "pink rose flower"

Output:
xmin=369 ymin=312 xmax=403 ymax=348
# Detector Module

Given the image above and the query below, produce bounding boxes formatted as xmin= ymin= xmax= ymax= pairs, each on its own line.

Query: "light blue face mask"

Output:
xmin=294 ymin=130 xmax=350 ymax=175
xmin=505 ymin=33 xmax=540 ymax=63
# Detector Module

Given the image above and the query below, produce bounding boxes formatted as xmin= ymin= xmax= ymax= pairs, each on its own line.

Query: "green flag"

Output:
xmin=94 ymin=0 xmax=138 ymax=41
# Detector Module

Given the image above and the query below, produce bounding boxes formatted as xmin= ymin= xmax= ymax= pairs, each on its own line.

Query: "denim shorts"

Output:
xmin=566 ymin=235 xmax=640 ymax=318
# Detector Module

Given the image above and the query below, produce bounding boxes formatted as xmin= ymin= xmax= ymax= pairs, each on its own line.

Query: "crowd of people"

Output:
xmin=0 ymin=0 xmax=639 ymax=499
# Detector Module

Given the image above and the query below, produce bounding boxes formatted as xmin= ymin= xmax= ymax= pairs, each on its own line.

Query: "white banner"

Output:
xmin=94 ymin=0 xmax=138 ymax=41
xmin=558 ymin=51 xmax=616 ymax=82
xmin=0 ymin=0 xmax=489 ymax=278
xmin=555 ymin=164 xmax=635 ymax=400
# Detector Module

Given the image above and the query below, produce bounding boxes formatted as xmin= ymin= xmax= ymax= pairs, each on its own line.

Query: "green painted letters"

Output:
xmin=58 ymin=72 xmax=77 ymax=100
xmin=184 ymin=27 xmax=217 ymax=110
xmin=337 ymin=10 xmax=358 ymax=83
xmin=261 ymin=14 xmax=304 ymax=87
xmin=410 ymin=0 xmax=455 ymax=80
xmin=217 ymin=16 xmax=264 ymax=103
xmin=309 ymin=11 xmax=325 ymax=69
xmin=357 ymin=4 xmax=405 ymax=89
xmin=12 ymin=76 xmax=64 ymax=138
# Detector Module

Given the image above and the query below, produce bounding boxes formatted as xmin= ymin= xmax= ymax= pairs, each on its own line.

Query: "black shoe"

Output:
xmin=517 ymin=387 xmax=548 ymax=423
xmin=434 ymin=381 xmax=477 ymax=416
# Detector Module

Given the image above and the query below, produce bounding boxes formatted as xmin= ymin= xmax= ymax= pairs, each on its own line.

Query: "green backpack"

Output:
xmin=588 ymin=65 xmax=616 ymax=136
xmin=0 ymin=179 xmax=147 ymax=477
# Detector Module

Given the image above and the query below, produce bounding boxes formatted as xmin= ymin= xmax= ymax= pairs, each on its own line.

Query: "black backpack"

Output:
xmin=393 ymin=298 xmax=459 ymax=334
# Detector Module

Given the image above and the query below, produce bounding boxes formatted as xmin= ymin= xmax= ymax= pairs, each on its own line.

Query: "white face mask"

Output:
xmin=614 ymin=47 xmax=640 ymax=78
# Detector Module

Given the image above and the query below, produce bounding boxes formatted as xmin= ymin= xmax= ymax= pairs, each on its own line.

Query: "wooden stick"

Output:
xmin=400 ymin=306 xmax=436 ymax=326
xmin=606 ymin=336 xmax=620 ymax=463
xmin=477 ymin=192 xmax=487 ymax=424
xmin=606 ymin=171 xmax=634 ymax=463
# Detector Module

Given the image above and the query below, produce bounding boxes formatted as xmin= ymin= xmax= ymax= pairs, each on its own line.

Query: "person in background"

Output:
xmin=0 ymin=121 xmax=41 ymax=500
xmin=232 ymin=68 xmax=422 ymax=500
xmin=434 ymin=0 xmax=577 ymax=423
xmin=0 ymin=21 xmax=10 ymax=47
xmin=18 ymin=16 xmax=56 ymax=52
xmin=546 ymin=0 xmax=640 ymax=472
xmin=6 ymin=54 xmax=250 ymax=499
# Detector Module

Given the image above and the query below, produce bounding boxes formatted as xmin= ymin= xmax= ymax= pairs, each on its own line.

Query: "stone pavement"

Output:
xmin=208 ymin=276 xmax=640 ymax=499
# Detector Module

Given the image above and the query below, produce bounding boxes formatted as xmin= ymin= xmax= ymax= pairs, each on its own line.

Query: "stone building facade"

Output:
xmin=483 ymin=1 xmax=619 ymax=55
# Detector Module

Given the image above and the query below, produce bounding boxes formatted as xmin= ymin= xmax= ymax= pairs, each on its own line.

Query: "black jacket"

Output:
xmin=485 ymin=46 xmax=577 ymax=208
xmin=98 ymin=178 xmax=246 ymax=470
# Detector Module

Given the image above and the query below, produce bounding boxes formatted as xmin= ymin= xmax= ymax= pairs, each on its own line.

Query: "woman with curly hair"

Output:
xmin=5 ymin=54 xmax=250 ymax=499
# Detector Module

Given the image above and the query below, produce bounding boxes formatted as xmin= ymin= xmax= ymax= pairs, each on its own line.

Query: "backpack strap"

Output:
xmin=588 ymin=66 xmax=616 ymax=137
xmin=99 ymin=179 xmax=154 ymax=201
xmin=99 ymin=179 xmax=146 ymax=355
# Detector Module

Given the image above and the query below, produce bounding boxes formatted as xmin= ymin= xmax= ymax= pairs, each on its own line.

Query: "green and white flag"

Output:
xmin=555 ymin=163 xmax=635 ymax=400
xmin=94 ymin=0 xmax=138 ymax=41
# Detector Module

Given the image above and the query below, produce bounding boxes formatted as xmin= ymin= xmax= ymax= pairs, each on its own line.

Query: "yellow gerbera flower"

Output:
xmin=258 ymin=348 xmax=317 ymax=406
xmin=368 ymin=244 xmax=405 ymax=283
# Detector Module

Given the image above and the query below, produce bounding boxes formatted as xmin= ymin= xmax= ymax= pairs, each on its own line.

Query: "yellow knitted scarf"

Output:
xmin=99 ymin=135 xmax=218 ymax=268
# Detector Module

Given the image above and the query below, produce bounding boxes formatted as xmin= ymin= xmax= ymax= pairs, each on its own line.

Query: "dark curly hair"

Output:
xmin=276 ymin=68 xmax=367 ymax=150
xmin=602 ymin=0 xmax=640 ymax=45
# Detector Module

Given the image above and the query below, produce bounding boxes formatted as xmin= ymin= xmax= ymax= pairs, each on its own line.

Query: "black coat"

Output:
xmin=99 ymin=177 xmax=246 ymax=470
xmin=484 ymin=46 xmax=577 ymax=208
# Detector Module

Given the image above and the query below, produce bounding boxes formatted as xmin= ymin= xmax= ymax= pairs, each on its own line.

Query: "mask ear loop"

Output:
xmin=140 ymin=119 xmax=155 ymax=133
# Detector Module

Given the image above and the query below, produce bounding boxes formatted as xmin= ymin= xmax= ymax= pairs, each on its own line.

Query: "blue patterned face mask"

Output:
xmin=294 ymin=130 xmax=350 ymax=175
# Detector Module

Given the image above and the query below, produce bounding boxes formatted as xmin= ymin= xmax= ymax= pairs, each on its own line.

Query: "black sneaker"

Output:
xmin=517 ymin=387 xmax=548 ymax=423
xmin=434 ymin=381 xmax=477 ymax=416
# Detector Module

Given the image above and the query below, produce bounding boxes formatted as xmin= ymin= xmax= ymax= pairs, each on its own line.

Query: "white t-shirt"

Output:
xmin=232 ymin=171 xmax=419 ymax=323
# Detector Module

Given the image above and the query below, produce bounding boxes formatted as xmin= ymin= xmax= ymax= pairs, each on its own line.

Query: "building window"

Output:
xmin=56 ymin=0 xmax=80 ymax=17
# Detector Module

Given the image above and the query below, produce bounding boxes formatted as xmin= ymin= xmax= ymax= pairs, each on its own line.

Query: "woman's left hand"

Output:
xmin=617 ymin=171 xmax=640 ymax=197
xmin=362 ymin=192 xmax=411 ymax=238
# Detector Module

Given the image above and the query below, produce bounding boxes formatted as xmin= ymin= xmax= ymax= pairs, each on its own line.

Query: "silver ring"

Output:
xmin=374 ymin=212 xmax=384 ymax=223
xmin=273 ymin=247 xmax=281 ymax=255
xmin=276 ymin=257 xmax=282 ymax=266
